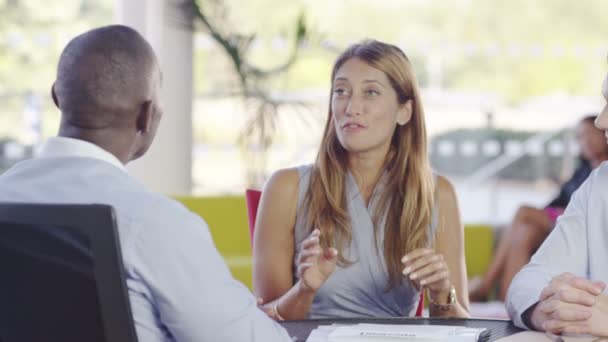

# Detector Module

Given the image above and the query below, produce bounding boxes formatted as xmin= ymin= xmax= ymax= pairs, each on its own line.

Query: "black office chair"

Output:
xmin=0 ymin=203 xmax=138 ymax=342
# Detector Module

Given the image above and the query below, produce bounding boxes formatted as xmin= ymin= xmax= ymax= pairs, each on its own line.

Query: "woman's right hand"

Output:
xmin=296 ymin=228 xmax=338 ymax=292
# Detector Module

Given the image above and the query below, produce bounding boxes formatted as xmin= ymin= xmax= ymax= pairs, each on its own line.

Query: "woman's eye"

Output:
xmin=333 ymin=88 xmax=347 ymax=95
xmin=365 ymin=89 xmax=380 ymax=96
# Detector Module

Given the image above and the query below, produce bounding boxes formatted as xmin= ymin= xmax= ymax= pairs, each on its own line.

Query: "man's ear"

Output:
xmin=51 ymin=82 xmax=60 ymax=109
xmin=397 ymin=99 xmax=413 ymax=126
xmin=136 ymin=101 xmax=153 ymax=133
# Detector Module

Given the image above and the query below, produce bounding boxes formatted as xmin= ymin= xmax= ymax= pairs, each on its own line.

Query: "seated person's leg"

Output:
xmin=498 ymin=206 xmax=554 ymax=301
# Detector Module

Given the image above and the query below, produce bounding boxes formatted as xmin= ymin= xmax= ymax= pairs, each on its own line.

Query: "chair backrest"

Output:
xmin=0 ymin=203 xmax=137 ymax=342
xmin=245 ymin=189 xmax=262 ymax=243
xmin=244 ymin=189 xmax=424 ymax=317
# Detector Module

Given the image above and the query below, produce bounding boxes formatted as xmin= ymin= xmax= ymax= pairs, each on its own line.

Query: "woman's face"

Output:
xmin=331 ymin=58 xmax=411 ymax=156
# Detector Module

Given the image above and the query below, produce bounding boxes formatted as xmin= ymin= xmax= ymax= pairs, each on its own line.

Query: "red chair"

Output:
xmin=415 ymin=291 xmax=424 ymax=317
xmin=245 ymin=189 xmax=262 ymax=243
xmin=245 ymin=188 xmax=424 ymax=317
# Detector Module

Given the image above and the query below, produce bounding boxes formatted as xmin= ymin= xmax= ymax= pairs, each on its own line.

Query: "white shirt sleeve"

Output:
xmin=130 ymin=203 xmax=292 ymax=342
xmin=506 ymin=172 xmax=592 ymax=329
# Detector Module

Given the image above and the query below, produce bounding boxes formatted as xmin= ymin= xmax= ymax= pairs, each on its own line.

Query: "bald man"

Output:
xmin=0 ymin=25 xmax=291 ymax=342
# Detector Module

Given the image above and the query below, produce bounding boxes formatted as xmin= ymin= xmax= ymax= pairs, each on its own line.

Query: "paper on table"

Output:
xmin=494 ymin=331 xmax=605 ymax=342
xmin=306 ymin=325 xmax=338 ymax=342
xmin=306 ymin=323 xmax=487 ymax=342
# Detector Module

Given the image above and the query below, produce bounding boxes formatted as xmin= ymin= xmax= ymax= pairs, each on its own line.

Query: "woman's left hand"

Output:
xmin=401 ymin=248 xmax=451 ymax=294
xmin=257 ymin=297 xmax=282 ymax=321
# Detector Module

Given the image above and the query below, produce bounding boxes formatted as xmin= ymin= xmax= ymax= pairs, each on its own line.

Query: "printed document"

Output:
xmin=306 ymin=323 xmax=488 ymax=342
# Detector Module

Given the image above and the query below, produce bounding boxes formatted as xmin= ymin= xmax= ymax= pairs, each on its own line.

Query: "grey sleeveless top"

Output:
xmin=293 ymin=164 xmax=438 ymax=318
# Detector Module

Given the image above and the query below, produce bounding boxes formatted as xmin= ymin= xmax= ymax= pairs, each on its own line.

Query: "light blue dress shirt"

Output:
xmin=506 ymin=162 xmax=608 ymax=329
xmin=0 ymin=137 xmax=291 ymax=342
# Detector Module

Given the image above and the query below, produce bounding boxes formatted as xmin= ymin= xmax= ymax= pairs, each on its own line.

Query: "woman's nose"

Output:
xmin=346 ymin=97 xmax=362 ymax=116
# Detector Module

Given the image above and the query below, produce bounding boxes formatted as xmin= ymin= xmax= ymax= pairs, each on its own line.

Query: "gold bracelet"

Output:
xmin=273 ymin=301 xmax=285 ymax=321
xmin=427 ymin=286 xmax=456 ymax=311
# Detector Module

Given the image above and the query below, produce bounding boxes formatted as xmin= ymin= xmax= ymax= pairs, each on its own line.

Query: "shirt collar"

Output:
xmin=37 ymin=136 xmax=126 ymax=171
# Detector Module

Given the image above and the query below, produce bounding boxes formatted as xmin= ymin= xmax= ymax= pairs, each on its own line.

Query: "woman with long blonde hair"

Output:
xmin=253 ymin=39 xmax=469 ymax=319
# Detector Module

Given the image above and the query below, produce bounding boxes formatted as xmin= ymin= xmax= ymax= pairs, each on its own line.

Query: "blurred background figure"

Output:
xmin=469 ymin=114 xmax=608 ymax=302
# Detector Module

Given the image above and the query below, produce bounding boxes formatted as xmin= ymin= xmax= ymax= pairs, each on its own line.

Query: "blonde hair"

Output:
xmin=304 ymin=39 xmax=435 ymax=289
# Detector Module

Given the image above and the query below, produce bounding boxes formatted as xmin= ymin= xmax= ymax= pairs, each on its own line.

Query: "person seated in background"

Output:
xmin=0 ymin=25 xmax=291 ymax=342
xmin=505 ymin=74 xmax=608 ymax=337
xmin=252 ymin=39 xmax=470 ymax=320
xmin=469 ymin=115 xmax=608 ymax=303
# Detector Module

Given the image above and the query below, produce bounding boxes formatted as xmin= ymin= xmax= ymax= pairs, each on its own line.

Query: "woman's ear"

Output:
xmin=397 ymin=100 xmax=413 ymax=126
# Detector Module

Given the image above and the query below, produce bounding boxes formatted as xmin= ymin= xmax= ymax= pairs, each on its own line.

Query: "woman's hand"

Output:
xmin=402 ymin=248 xmax=451 ymax=295
xmin=296 ymin=228 xmax=338 ymax=292
xmin=257 ymin=297 xmax=285 ymax=321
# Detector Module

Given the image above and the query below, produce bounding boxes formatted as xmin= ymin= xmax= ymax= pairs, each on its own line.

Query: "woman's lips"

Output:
xmin=342 ymin=123 xmax=367 ymax=132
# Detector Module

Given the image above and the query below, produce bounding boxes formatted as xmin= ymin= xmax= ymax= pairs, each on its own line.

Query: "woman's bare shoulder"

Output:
xmin=265 ymin=167 xmax=301 ymax=196
xmin=435 ymin=174 xmax=457 ymax=203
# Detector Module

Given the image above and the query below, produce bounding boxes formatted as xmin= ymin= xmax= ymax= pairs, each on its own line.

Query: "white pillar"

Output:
xmin=116 ymin=0 xmax=193 ymax=195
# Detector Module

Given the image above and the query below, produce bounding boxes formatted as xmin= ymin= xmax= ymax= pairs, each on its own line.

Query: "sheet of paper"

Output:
xmin=306 ymin=323 xmax=486 ymax=342
xmin=494 ymin=331 xmax=603 ymax=342
xmin=306 ymin=325 xmax=336 ymax=342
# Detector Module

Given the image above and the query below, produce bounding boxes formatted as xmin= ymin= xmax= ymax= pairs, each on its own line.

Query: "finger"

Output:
xmin=298 ymin=248 xmax=321 ymax=263
xmin=401 ymin=248 xmax=434 ymax=263
xmin=540 ymin=285 xmax=558 ymax=301
xmin=549 ymin=307 xmax=592 ymax=322
xmin=561 ymin=324 xmax=591 ymax=335
xmin=540 ymin=280 xmax=582 ymax=302
xmin=322 ymin=247 xmax=338 ymax=260
xmin=297 ymin=262 xmax=314 ymax=275
xmin=300 ymin=235 xmax=320 ymax=250
xmin=554 ymin=308 xmax=592 ymax=322
xmin=543 ymin=273 xmax=575 ymax=293
xmin=403 ymin=253 xmax=441 ymax=276
xmin=553 ymin=287 xmax=597 ymax=306
xmin=409 ymin=255 xmax=446 ymax=280
xmin=419 ymin=269 xmax=450 ymax=287
xmin=568 ymin=277 xmax=605 ymax=296
xmin=593 ymin=281 xmax=607 ymax=292
xmin=543 ymin=319 xmax=589 ymax=335
xmin=257 ymin=297 xmax=263 ymax=305
xmin=410 ymin=261 xmax=446 ymax=282
xmin=300 ymin=248 xmax=322 ymax=257
xmin=305 ymin=228 xmax=321 ymax=242
xmin=543 ymin=319 xmax=566 ymax=335
xmin=540 ymin=299 xmax=592 ymax=320
xmin=552 ymin=272 xmax=576 ymax=283
xmin=542 ymin=276 xmax=605 ymax=301
xmin=310 ymin=228 xmax=321 ymax=237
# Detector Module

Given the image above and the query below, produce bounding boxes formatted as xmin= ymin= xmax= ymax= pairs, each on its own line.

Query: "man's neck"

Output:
xmin=57 ymin=127 xmax=130 ymax=165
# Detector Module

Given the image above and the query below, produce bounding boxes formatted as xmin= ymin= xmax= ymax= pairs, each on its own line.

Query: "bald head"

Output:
xmin=53 ymin=25 xmax=163 ymax=163
xmin=54 ymin=25 xmax=159 ymax=128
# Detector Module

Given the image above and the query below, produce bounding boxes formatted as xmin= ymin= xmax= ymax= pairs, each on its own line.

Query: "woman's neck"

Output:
xmin=348 ymin=150 xmax=388 ymax=204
